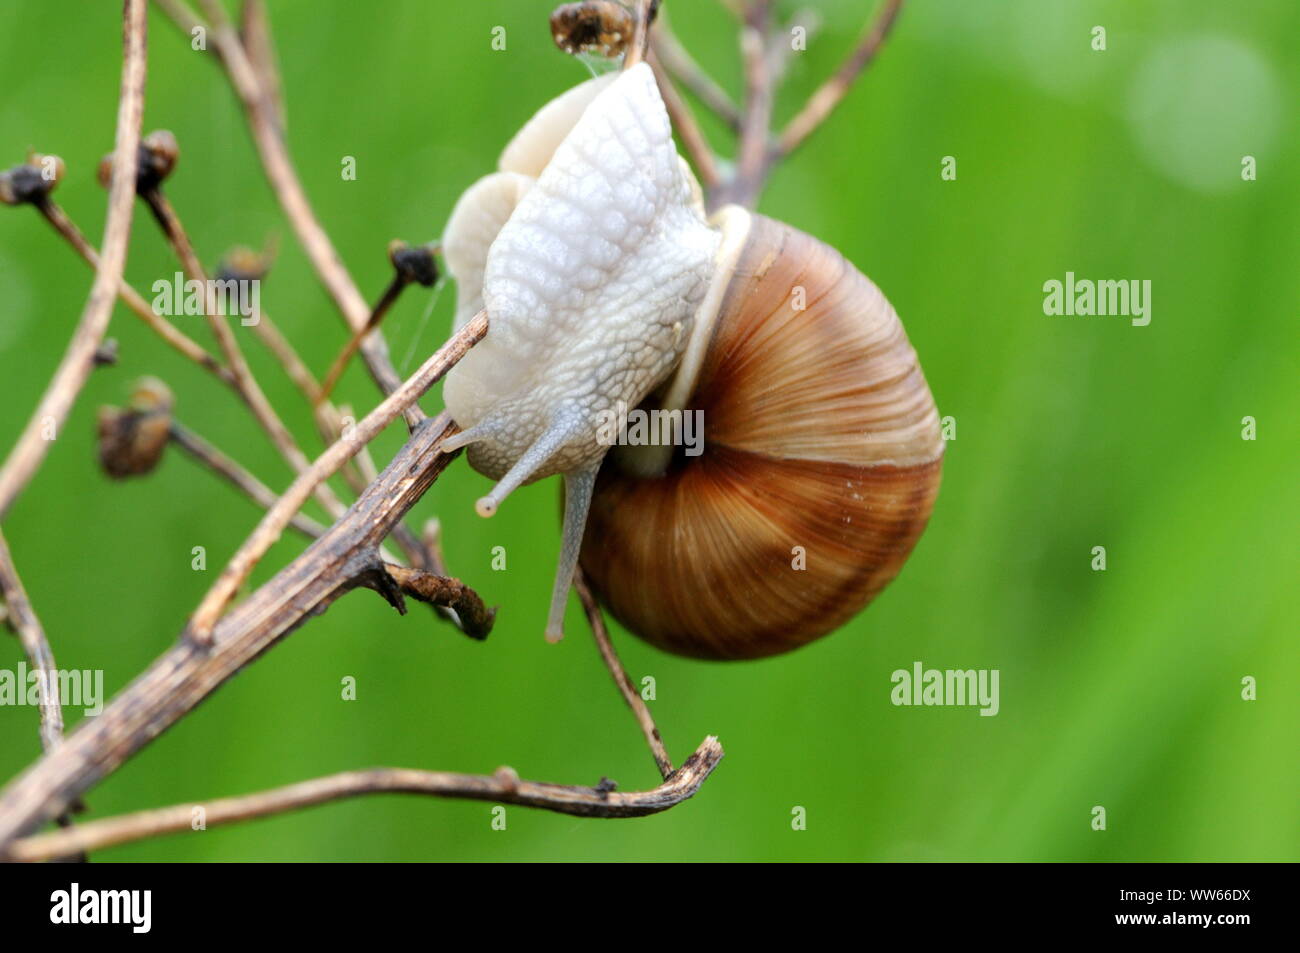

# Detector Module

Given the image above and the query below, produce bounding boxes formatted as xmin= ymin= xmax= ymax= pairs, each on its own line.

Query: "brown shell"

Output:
xmin=579 ymin=213 xmax=944 ymax=660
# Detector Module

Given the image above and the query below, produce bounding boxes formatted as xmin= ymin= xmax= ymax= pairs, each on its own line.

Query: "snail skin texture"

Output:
xmin=442 ymin=64 xmax=943 ymax=658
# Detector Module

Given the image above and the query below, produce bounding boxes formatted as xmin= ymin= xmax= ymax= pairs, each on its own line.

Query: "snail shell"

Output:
xmin=580 ymin=207 xmax=944 ymax=660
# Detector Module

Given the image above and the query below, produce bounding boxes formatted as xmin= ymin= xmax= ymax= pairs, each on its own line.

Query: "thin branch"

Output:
xmin=185 ymin=310 xmax=488 ymax=644
xmin=37 ymin=194 xmax=387 ymax=543
xmin=240 ymin=307 xmax=383 ymax=491
xmin=211 ymin=248 xmax=388 ymax=526
xmin=33 ymin=199 xmax=233 ymax=386
xmin=647 ymin=50 xmax=721 ymax=191
xmin=766 ymin=7 xmax=822 ymax=87
xmin=773 ymin=0 xmax=905 ymax=160
xmin=238 ymin=0 xmax=286 ymax=138
xmin=169 ymin=423 xmax=465 ymax=634
xmin=575 ymin=570 xmax=673 ymax=780
xmin=0 ymin=529 xmax=65 ymax=754
xmin=167 ymin=422 xmax=327 ymax=540
xmin=5 ymin=737 xmax=724 ymax=861
xmin=155 ymin=0 xmax=423 ymax=426
xmin=316 ymin=273 xmax=407 ymax=409
xmin=729 ymin=0 xmax=775 ymax=210
xmin=650 ymin=21 xmax=741 ymax=130
xmin=0 ymin=0 xmax=149 ymax=520
xmin=140 ymin=185 xmax=348 ymax=521
xmin=383 ymin=564 xmax=496 ymax=641
xmin=0 ymin=529 xmax=82 ymax=860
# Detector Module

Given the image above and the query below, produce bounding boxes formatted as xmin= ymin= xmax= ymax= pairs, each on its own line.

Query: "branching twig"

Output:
xmin=141 ymin=185 xmax=348 ymax=522
xmin=0 ymin=0 xmax=149 ymax=520
xmin=238 ymin=0 xmax=286 ymax=138
xmin=651 ymin=19 xmax=741 ymax=130
xmin=4 ymin=737 xmax=723 ymax=861
xmin=32 ymin=199 xmax=233 ymax=386
xmin=169 ymin=418 xmax=462 ymax=629
xmin=185 ymin=310 xmax=488 ymax=644
xmin=773 ymin=0 xmax=905 ymax=161
xmin=315 ymin=273 xmax=406 ymax=409
xmin=730 ymin=0 xmax=775 ymax=210
xmin=155 ymin=0 xmax=422 ymax=426
xmin=316 ymin=237 xmax=436 ymax=410
xmin=0 ymin=408 xmax=470 ymax=848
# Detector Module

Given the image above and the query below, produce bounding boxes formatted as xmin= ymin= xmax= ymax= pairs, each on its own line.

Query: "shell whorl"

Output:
xmin=579 ymin=211 xmax=944 ymax=660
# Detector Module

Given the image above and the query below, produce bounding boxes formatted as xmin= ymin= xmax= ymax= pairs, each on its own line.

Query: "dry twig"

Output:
xmin=31 ymin=199 xmax=232 ymax=385
xmin=647 ymin=50 xmax=721 ymax=190
xmin=167 ymin=422 xmax=328 ymax=540
xmin=0 ymin=0 xmax=149 ymax=520
xmin=0 ymin=409 xmax=466 ymax=848
xmin=575 ymin=570 xmax=673 ymax=780
xmin=5 ymin=737 xmax=724 ymax=861
xmin=730 ymin=0 xmax=775 ymax=210
xmin=651 ymin=19 xmax=741 ymax=130
xmin=0 ymin=529 xmax=64 ymax=754
xmin=185 ymin=310 xmax=487 ymax=643
xmin=140 ymin=185 xmax=348 ymax=521
xmin=156 ymin=0 xmax=421 ymax=425
xmin=773 ymin=0 xmax=905 ymax=160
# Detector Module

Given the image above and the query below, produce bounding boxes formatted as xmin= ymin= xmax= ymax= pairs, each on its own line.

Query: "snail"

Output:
xmin=440 ymin=63 xmax=943 ymax=659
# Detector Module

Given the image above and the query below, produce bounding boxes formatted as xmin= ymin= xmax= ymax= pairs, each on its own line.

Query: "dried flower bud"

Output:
xmin=550 ymin=1 xmax=633 ymax=58
xmin=97 ymin=377 xmax=174 ymax=480
xmin=93 ymin=339 xmax=120 ymax=367
xmin=98 ymin=129 xmax=180 ymax=193
xmin=387 ymin=240 xmax=439 ymax=287
xmin=216 ymin=245 xmax=271 ymax=283
xmin=0 ymin=154 xmax=65 ymax=206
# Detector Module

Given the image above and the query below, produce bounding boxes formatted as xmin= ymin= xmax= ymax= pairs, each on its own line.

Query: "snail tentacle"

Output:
xmin=472 ymin=407 xmax=589 ymax=519
xmin=439 ymin=422 xmax=493 ymax=454
xmin=545 ymin=464 xmax=600 ymax=643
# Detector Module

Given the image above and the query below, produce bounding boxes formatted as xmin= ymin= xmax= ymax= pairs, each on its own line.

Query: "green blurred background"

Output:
xmin=0 ymin=0 xmax=1295 ymax=861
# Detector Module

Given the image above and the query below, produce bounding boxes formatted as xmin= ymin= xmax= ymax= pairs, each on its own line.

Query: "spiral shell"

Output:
xmin=579 ymin=209 xmax=944 ymax=660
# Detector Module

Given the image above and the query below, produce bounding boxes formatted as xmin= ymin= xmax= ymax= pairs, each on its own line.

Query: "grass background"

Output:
xmin=0 ymin=0 xmax=1295 ymax=861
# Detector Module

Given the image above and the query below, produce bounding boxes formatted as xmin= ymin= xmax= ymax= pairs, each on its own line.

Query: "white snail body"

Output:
xmin=442 ymin=64 xmax=943 ymax=656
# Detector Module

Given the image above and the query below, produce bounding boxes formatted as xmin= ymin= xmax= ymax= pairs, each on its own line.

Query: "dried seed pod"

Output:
xmin=215 ymin=245 xmax=271 ymax=283
xmin=388 ymin=240 xmax=439 ymax=287
xmin=0 ymin=154 xmax=64 ymax=206
xmin=97 ymin=378 xmax=174 ymax=480
xmin=98 ymin=129 xmax=179 ymax=192
xmin=550 ymin=1 xmax=633 ymax=59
